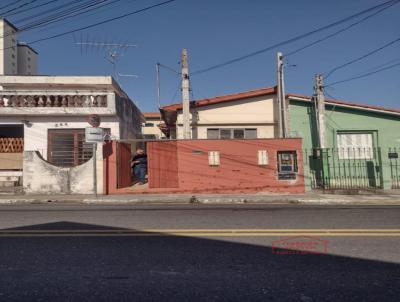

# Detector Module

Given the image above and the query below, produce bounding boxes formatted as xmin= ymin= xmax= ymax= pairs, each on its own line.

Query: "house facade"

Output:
xmin=142 ymin=112 xmax=166 ymax=139
xmin=161 ymin=87 xmax=279 ymax=139
xmin=0 ymin=75 xmax=143 ymax=194
xmin=288 ymin=94 xmax=400 ymax=191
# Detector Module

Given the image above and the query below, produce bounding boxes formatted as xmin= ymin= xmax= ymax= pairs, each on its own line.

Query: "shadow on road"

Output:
xmin=0 ymin=221 xmax=399 ymax=301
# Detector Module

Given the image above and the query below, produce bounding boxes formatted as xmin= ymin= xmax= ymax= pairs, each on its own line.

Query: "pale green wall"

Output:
xmin=289 ymin=99 xmax=400 ymax=190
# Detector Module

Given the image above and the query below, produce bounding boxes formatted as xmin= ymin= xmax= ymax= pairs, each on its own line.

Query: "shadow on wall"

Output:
xmin=0 ymin=221 xmax=399 ymax=301
xmin=23 ymin=151 xmax=94 ymax=194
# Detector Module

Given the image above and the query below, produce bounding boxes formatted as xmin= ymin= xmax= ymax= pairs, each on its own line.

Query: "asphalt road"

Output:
xmin=0 ymin=204 xmax=399 ymax=302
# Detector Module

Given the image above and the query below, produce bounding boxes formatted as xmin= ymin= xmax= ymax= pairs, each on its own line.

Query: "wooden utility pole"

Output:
xmin=181 ymin=49 xmax=191 ymax=139
xmin=314 ymin=74 xmax=326 ymax=148
xmin=277 ymin=52 xmax=288 ymax=138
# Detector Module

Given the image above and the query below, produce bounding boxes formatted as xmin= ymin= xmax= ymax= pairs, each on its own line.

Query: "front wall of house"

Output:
xmin=142 ymin=118 xmax=165 ymax=139
xmin=0 ymin=116 xmax=120 ymax=160
xmin=289 ymin=100 xmax=400 ymax=190
xmin=175 ymin=95 xmax=277 ymax=139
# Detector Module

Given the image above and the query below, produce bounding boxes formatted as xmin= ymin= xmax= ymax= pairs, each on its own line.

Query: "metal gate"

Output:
xmin=116 ymin=142 xmax=132 ymax=188
xmin=308 ymin=147 xmax=383 ymax=190
xmin=389 ymin=147 xmax=400 ymax=189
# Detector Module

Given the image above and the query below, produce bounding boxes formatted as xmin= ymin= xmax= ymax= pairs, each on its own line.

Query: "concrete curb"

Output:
xmin=0 ymin=194 xmax=400 ymax=206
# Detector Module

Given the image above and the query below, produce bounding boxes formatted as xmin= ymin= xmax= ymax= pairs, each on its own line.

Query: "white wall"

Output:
xmin=0 ymin=115 xmax=120 ymax=159
xmin=24 ymin=116 xmax=120 ymax=159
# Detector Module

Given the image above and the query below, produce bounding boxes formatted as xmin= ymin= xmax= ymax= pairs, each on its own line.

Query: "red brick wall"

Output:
xmin=147 ymin=139 xmax=304 ymax=193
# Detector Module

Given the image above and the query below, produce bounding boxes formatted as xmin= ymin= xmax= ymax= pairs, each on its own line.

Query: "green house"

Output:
xmin=288 ymin=94 xmax=400 ymax=191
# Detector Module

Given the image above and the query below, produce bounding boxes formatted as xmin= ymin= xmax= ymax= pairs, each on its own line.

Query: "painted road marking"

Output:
xmin=0 ymin=229 xmax=399 ymax=237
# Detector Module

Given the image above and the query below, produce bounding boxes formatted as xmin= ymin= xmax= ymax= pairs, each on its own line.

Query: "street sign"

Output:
xmin=85 ymin=127 xmax=104 ymax=143
xmin=87 ymin=114 xmax=101 ymax=127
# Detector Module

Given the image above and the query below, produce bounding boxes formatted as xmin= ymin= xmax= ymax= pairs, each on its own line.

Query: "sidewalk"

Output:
xmin=1 ymin=191 xmax=400 ymax=205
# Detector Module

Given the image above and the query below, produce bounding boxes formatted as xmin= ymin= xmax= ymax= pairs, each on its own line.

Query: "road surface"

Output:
xmin=0 ymin=203 xmax=399 ymax=301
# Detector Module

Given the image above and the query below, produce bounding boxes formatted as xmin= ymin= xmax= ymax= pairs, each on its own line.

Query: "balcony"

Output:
xmin=0 ymin=93 xmax=115 ymax=116
xmin=0 ymin=94 xmax=107 ymax=108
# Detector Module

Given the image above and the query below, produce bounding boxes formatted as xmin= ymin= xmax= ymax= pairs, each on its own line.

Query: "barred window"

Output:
xmin=337 ymin=132 xmax=373 ymax=159
xmin=48 ymin=129 xmax=93 ymax=167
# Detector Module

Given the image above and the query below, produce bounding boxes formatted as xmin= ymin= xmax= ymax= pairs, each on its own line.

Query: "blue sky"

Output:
xmin=9 ymin=0 xmax=400 ymax=112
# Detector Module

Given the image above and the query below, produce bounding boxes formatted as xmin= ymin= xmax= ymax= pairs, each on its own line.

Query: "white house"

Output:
xmin=0 ymin=75 xmax=143 ymax=194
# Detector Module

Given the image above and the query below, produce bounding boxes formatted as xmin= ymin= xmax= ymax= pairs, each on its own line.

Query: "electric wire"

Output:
xmin=17 ymin=0 xmax=112 ymax=31
xmin=25 ymin=0 xmax=178 ymax=46
xmin=325 ymin=37 xmax=400 ymax=78
xmin=0 ymin=0 xmax=26 ymax=12
xmin=326 ymin=61 xmax=400 ymax=87
xmin=192 ymin=0 xmax=398 ymax=75
xmin=286 ymin=0 xmax=400 ymax=57
xmin=0 ymin=0 xmax=41 ymax=16
xmin=4 ymin=0 xmax=64 ymax=18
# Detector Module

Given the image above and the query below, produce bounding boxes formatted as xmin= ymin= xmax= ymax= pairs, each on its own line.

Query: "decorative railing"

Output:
xmin=0 ymin=138 xmax=24 ymax=152
xmin=0 ymin=95 xmax=107 ymax=107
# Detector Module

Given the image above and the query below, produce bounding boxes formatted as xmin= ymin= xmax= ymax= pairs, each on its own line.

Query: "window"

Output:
xmin=206 ymin=128 xmax=258 ymax=139
xmin=245 ymin=128 xmax=257 ymax=139
xmin=208 ymin=151 xmax=220 ymax=166
xmin=233 ymin=129 xmax=244 ymax=139
xmin=337 ymin=132 xmax=373 ymax=159
xmin=48 ymin=129 xmax=93 ymax=167
xmin=207 ymin=129 xmax=219 ymax=139
xmin=220 ymin=129 xmax=231 ymax=139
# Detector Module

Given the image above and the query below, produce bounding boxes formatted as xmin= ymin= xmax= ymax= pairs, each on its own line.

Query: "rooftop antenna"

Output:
xmin=74 ymin=34 xmax=138 ymax=81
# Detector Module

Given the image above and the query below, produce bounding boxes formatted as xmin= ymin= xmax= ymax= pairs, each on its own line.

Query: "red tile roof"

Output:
xmin=161 ymin=86 xmax=277 ymax=111
xmin=143 ymin=112 xmax=161 ymax=118
xmin=288 ymin=93 xmax=400 ymax=115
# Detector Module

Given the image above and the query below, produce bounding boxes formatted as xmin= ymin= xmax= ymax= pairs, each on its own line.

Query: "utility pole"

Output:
xmin=181 ymin=48 xmax=191 ymax=139
xmin=277 ymin=52 xmax=288 ymax=138
xmin=314 ymin=74 xmax=326 ymax=148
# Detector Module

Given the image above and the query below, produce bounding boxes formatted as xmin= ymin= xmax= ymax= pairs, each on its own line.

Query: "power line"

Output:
xmin=0 ymin=0 xmax=25 ymax=12
xmin=25 ymin=0 xmax=178 ymax=46
xmin=286 ymin=0 xmax=400 ymax=57
xmin=4 ymin=0 xmax=63 ymax=18
xmin=326 ymin=61 xmax=400 ymax=87
xmin=30 ymin=0 xmax=131 ymax=34
xmin=325 ymin=36 xmax=400 ymax=78
xmin=0 ymin=0 xmax=41 ymax=16
xmin=0 ymin=0 xmax=96 ymax=40
xmin=17 ymin=0 xmax=112 ymax=31
xmin=191 ymin=0 xmax=398 ymax=75
xmin=13 ymin=0 xmax=85 ymax=24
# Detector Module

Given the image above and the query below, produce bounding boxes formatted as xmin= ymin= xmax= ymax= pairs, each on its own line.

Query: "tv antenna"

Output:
xmin=74 ymin=34 xmax=138 ymax=81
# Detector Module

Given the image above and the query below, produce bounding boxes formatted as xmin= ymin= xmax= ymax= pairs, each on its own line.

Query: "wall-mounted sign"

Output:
xmin=388 ymin=152 xmax=398 ymax=159
xmin=87 ymin=114 xmax=101 ymax=128
xmin=85 ymin=127 xmax=104 ymax=143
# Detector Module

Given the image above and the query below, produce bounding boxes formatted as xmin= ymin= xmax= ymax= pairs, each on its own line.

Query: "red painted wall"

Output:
xmin=147 ymin=138 xmax=304 ymax=193
xmin=148 ymin=141 xmax=179 ymax=188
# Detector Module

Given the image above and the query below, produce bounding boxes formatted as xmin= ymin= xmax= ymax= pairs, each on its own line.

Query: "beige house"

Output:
xmin=142 ymin=112 xmax=166 ymax=139
xmin=160 ymin=87 xmax=279 ymax=139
